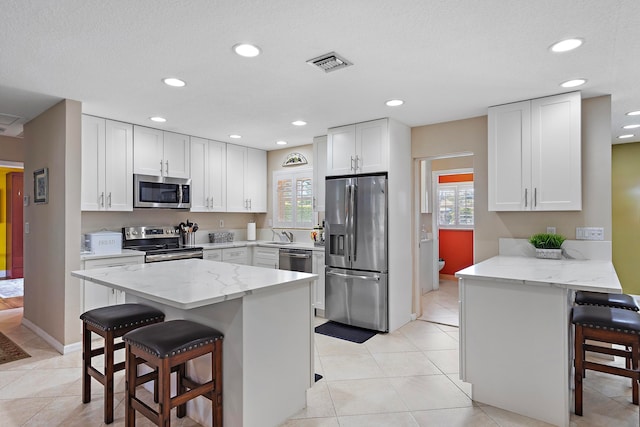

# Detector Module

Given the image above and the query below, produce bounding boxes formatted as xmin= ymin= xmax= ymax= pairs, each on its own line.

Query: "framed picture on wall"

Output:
xmin=33 ymin=167 xmax=48 ymax=204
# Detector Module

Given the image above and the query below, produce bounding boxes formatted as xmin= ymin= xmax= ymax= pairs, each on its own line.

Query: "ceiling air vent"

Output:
xmin=307 ymin=52 xmax=352 ymax=73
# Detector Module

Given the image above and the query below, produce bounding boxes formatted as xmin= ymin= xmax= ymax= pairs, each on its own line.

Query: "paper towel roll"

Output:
xmin=247 ymin=222 xmax=256 ymax=241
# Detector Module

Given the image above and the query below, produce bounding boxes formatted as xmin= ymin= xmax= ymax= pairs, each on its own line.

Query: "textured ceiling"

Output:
xmin=1 ymin=0 xmax=639 ymax=148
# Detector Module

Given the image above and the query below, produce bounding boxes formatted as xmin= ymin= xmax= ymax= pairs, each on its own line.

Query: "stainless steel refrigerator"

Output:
xmin=325 ymin=174 xmax=388 ymax=332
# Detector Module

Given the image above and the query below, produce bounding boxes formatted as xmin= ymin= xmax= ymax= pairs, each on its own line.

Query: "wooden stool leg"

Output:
xmin=214 ymin=340 xmax=223 ymax=427
xmin=104 ymin=330 xmax=115 ymax=424
xmin=575 ymin=324 xmax=584 ymax=416
xmin=82 ymin=322 xmax=92 ymax=404
xmin=159 ymin=359 xmax=171 ymax=427
xmin=633 ymin=341 xmax=639 ymax=405
xmin=125 ymin=343 xmax=136 ymax=427
xmin=176 ymin=363 xmax=187 ymax=418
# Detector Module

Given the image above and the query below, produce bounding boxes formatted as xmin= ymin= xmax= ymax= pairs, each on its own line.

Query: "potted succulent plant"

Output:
xmin=529 ymin=233 xmax=566 ymax=259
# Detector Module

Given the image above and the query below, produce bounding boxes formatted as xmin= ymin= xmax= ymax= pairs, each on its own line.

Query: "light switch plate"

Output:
xmin=547 ymin=227 xmax=556 ymax=234
xmin=576 ymin=227 xmax=604 ymax=240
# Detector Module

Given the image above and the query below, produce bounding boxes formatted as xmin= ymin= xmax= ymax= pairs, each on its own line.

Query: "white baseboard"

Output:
xmin=21 ymin=317 xmax=82 ymax=355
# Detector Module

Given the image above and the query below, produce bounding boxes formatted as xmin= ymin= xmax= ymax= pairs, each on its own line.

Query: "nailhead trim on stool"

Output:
xmin=575 ymin=290 xmax=640 ymax=311
xmin=123 ymin=319 xmax=224 ymax=427
xmin=80 ymin=304 xmax=165 ymax=424
xmin=571 ymin=305 xmax=640 ymax=417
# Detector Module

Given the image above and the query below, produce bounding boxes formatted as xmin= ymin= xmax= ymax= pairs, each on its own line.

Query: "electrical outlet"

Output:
xmin=547 ymin=227 xmax=556 ymax=234
xmin=576 ymin=227 xmax=604 ymax=240
xmin=219 ymin=219 xmax=224 ymax=228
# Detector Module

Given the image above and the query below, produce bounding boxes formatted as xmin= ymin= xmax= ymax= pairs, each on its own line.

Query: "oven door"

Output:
xmin=134 ymin=174 xmax=191 ymax=209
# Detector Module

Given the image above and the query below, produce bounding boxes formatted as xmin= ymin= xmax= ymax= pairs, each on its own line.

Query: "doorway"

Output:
xmin=1 ymin=163 xmax=24 ymax=308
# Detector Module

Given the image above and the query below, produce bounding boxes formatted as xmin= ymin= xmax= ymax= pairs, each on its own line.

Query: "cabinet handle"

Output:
xmin=165 ymin=160 xmax=169 ymax=176
xmin=355 ymin=155 xmax=360 ymax=171
xmin=313 ymin=197 xmax=317 ymax=210
xmin=160 ymin=160 xmax=163 ymax=175
xmin=350 ymin=156 xmax=355 ymax=172
xmin=100 ymin=192 xmax=105 ymax=207
xmin=524 ymin=188 xmax=528 ymax=208
xmin=249 ymin=199 xmax=252 ymax=210
xmin=534 ymin=188 xmax=537 ymax=207
xmin=107 ymin=192 xmax=112 ymax=208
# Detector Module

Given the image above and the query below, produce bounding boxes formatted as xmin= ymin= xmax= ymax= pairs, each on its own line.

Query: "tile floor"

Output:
xmin=0 ymin=301 xmax=638 ymax=426
xmin=418 ymin=279 xmax=459 ymax=327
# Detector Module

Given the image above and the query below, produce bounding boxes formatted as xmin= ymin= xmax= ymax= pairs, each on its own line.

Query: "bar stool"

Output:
xmin=81 ymin=304 xmax=165 ymax=424
xmin=123 ymin=319 xmax=223 ymax=427
xmin=575 ymin=290 xmax=640 ymax=311
xmin=571 ymin=305 xmax=640 ymax=416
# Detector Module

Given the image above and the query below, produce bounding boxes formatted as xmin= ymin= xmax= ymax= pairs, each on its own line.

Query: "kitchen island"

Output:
xmin=456 ymin=255 xmax=621 ymax=427
xmin=72 ymin=258 xmax=317 ymax=427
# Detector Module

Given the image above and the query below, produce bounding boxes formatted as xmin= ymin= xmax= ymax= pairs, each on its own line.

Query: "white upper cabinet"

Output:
xmin=190 ymin=137 xmax=227 ymax=212
xmin=313 ymin=135 xmax=327 ymax=212
xmin=133 ymin=126 xmax=190 ymax=178
xmin=226 ymin=145 xmax=267 ymax=212
xmin=488 ymin=92 xmax=581 ymax=211
xmin=327 ymin=118 xmax=389 ymax=176
xmin=81 ymin=115 xmax=133 ymax=211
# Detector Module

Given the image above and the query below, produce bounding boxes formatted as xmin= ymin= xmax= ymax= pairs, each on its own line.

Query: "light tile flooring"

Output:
xmin=0 ymin=303 xmax=638 ymax=426
xmin=418 ymin=279 xmax=459 ymax=327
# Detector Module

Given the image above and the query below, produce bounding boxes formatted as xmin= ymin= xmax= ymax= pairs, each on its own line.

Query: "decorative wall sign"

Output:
xmin=282 ymin=152 xmax=308 ymax=167
xmin=33 ymin=168 xmax=48 ymax=204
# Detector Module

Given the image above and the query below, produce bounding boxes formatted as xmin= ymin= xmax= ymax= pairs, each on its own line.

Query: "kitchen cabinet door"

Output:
xmin=81 ymin=255 xmax=144 ymax=313
xmin=327 ymin=124 xmax=356 ymax=176
xmin=531 ymin=92 xmax=581 ymax=211
xmin=356 ymin=119 xmax=388 ymax=174
xmin=246 ymin=147 xmax=266 ymax=212
xmin=203 ymin=249 xmax=222 ymax=261
xmin=488 ymin=100 xmax=531 ymax=211
xmin=208 ymin=140 xmax=227 ymax=211
xmin=133 ymin=126 xmax=164 ymax=176
xmin=226 ymin=144 xmax=247 ymax=211
xmin=312 ymin=251 xmax=325 ymax=310
xmin=253 ymin=246 xmax=279 ymax=269
xmin=222 ymin=247 xmax=248 ymax=265
xmin=189 ymin=137 xmax=209 ymax=212
xmin=81 ymin=116 xmax=133 ymax=211
xmin=313 ymin=135 xmax=327 ymax=212
xmin=104 ymin=120 xmax=133 ymax=211
xmin=163 ymin=131 xmax=190 ymax=179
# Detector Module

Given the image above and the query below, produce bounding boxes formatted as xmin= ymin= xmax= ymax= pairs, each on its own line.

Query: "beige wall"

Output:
xmin=0 ymin=135 xmax=24 ymax=162
xmin=412 ymin=95 xmax=612 ymax=263
xmin=612 ymin=142 xmax=640 ymax=294
xmin=23 ymin=99 xmax=82 ymax=346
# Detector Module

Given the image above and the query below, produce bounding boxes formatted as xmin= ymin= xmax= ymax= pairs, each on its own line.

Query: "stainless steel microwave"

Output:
xmin=134 ymin=174 xmax=191 ymax=209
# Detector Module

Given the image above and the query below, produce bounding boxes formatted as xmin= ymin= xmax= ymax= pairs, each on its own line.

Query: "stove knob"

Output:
xmin=132 ymin=230 xmax=138 ymax=236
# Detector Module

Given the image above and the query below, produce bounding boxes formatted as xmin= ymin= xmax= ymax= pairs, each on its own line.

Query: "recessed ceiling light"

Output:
xmin=618 ymin=134 xmax=635 ymax=139
xmin=292 ymin=120 xmax=307 ymax=126
xmin=550 ymin=38 xmax=583 ymax=53
xmin=229 ymin=134 xmax=242 ymax=139
xmin=560 ymin=79 xmax=587 ymax=88
xmin=623 ymin=124 xmax=640 ymax=129
xmin=386 ymin=99 xmax=404 ymax=107
xmin=162 ymin=77 xmax=186 ymax=87
xmin=150 ymin=116 xmax=166 ymax=123
xmin=233 ymin=43 xmax=261 ymax=57
xmin=627 ymin=110 xmax=640 ymax=116
xmin=276 ymin=140 xmax=288 ymax=145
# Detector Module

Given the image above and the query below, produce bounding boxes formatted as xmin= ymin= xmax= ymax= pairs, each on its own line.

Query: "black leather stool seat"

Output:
xmin=123 ymin=319 xmax=223 ymax=358
xmin=575 ymin=290 xmax=640 ymax=311
xmin=572 ymin=305 xmax=640 ymax=334
xmin=80 ymin=303 xmax=165 ymax=331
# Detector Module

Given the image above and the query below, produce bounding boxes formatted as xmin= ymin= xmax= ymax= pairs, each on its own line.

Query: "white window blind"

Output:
xmin=273 ymin=169 xmax=313 ymax=228
xmin=437 ymin=182 xmax=474 ymax=228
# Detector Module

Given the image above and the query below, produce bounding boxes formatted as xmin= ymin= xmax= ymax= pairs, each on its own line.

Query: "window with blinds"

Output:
xmin=437 ymin=182 xmax=474 ymax=228
xmin=273 ymin=169 xmax=313 ymax=228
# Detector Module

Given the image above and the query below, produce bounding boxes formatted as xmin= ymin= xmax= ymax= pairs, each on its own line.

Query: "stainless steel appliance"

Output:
xmin=279 ymin=248 xmax=312 ymax=273
xmin=122 ymin=226 xmax=203 ymax=263
xmin=134 ymin=174 xmax=191 ymax=209
xmin=325 ymin=174 xmax=388 ymax=332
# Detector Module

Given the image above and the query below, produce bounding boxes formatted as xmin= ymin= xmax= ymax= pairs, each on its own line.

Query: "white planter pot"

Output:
xmin=535 ymin=248 xmax=562 ymax=260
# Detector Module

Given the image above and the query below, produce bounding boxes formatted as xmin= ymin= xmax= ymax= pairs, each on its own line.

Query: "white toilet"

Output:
xmin=438 ymin=258 xmax=445 ymax=271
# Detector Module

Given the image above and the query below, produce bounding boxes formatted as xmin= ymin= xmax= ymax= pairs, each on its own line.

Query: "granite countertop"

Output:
xmin=455 ymin=255 xmax=621 ymax=293
xmin=72 ymin=258 xmax=317 ymax=309
xmin=201 ymin=240 xmax=324 ymax=251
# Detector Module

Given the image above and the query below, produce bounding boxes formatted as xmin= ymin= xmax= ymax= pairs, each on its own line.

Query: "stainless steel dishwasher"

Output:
xmin=279 ymin=248 xmax=312 ymax=273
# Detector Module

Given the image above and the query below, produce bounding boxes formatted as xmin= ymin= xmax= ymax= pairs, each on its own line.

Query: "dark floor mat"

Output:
xmin=314 ymin=321 xmax=377 ymax=344
xmin=314 ymin=373 xmax=323 ymax=382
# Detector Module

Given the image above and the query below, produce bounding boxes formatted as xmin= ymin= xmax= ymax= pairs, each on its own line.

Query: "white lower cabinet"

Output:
xmin=222 ymin=247 xmax=248 ymax=265
xmin=81 ymin=255 xmax=144 ymax=313
xmin=253 ymin=246 xmax=279 ymax=269
xmin=312 ymin=251 xmax=325 ymax=310
xmin=203 ymin=248 xmax=222 ymax=261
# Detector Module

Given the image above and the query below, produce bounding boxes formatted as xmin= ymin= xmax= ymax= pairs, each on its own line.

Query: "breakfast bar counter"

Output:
xmin=455 ymin=255 xmax=621 ymax=427
xmin=72 ymin=258 xmax=317 ymax=427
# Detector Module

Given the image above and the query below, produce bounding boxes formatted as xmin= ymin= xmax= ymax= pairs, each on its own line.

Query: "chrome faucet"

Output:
xmin=281 ymin=231 xmax=294 ymax=242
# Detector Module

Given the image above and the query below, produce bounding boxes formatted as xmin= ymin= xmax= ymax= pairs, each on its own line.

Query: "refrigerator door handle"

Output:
xmin=326 ymin=270 xmax=380 ymax=281
xmin=350 ymin=184 xmax=357 ymax=262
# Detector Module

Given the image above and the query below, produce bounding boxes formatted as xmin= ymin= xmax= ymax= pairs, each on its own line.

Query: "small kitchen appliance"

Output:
xmin=122 ymin=226 xmax=203 ymax=263
xmin=84 ymin=231 xmax=122 ymax=255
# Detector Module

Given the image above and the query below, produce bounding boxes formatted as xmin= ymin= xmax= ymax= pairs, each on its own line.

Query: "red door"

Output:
xmin=6 ymin=172 xmax=23 ymax=278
